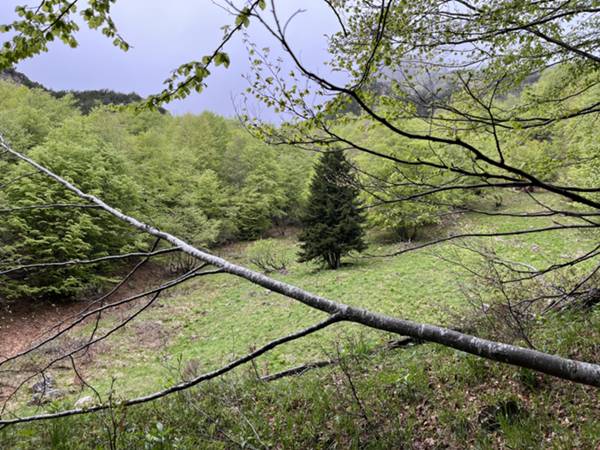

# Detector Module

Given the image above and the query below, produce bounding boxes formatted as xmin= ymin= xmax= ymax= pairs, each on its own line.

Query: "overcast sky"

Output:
xmin=0 ymin=1 xmax=338 ymax=117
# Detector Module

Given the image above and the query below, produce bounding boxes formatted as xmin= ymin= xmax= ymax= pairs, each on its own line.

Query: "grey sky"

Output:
xmin=0 ymin=1 xmax=338 ymax=117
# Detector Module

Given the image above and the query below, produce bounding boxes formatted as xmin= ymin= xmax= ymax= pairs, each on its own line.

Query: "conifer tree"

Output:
xmin=298 ymin=150 xmax=366 ymax=269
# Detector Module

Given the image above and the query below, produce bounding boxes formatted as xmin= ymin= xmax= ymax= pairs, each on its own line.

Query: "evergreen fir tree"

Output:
xmin=298 ymin=150 xmax=366 ymax=269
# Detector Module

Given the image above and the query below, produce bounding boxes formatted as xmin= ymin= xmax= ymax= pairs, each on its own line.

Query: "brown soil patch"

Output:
xmin=130 ymin=320 xmax=171 ymax=350
xmin=0 ymin=263 xmax=177 ymax=403
xmin=0 ymin=263 xmax=171 ymax=362
xmin=0 ymin=300 xmax=88 ymax=362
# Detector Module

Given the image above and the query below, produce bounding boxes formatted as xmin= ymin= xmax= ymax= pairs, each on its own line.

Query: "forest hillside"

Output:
xmin=0 ymin=65 xmax=598 ymax=447
xmin=0 ymin=1 xmax=598 ymax=448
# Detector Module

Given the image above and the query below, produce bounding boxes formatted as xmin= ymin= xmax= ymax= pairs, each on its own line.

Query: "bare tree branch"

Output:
xmin=0 ymin=247 xmax=180 ymax=276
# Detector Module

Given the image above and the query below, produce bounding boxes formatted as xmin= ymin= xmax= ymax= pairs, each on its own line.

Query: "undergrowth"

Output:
xmin=2 ymin=308 xmax=599 ymax=449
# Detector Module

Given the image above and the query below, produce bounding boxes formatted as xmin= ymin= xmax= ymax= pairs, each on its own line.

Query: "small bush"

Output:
xmin=247 ymin=239 xmax=290 ymax=274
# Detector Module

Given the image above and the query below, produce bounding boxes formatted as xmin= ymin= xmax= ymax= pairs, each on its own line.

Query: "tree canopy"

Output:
xmin=0 ymin=81 xmax=312 ymax=299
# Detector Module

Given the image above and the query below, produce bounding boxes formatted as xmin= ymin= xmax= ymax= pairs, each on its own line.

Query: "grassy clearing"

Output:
xmin=2 ymin=192 xmax=599 ymax=447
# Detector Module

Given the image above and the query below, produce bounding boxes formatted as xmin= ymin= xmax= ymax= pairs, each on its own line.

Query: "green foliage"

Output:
xmin=0 ymin=81 xmax=76 ymax=151
xmin=0 ymin=82 xmax=312 ymax=299
xmin=2 ymin=67 xmax=162 ymax=114
xmin=552 ymin=71 xmax=600 ymax=205
xmin=234 ymin=160 xmax=287 ymax=240
xmin=1 ymin=60 xmax=598 ymax=298
xmin=298 ymin=151 xmax=366 ymax=269
xmin=2 ymin=194 xmax=598 ymax=445
xmin=340 ymin=119 xmax=474 ymax=240
xmin=0 ymin=0 xmax=127 ymax=70
xmin=2 ymin=309 xmax=599 ymax=448
xmin=0 ymin=115 xmax=143 ymax=299
xmin=53 ymin=89 xmax=146 ymax=114
xmin=466 ymin=65 xmax=600 ymax=184
xmin=127 ymin=112 xmax=309 ymax=244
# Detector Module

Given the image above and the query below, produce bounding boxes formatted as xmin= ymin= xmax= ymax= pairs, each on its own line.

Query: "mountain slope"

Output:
xmin=0 ymin=68 xmax=151 ymax=114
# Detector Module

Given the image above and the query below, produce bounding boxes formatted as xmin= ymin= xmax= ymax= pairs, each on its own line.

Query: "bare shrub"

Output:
xmin=447 ymin=242 xmax=600 ymax=348
xmin=247 ymin=239 xmax=290 ymax=274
